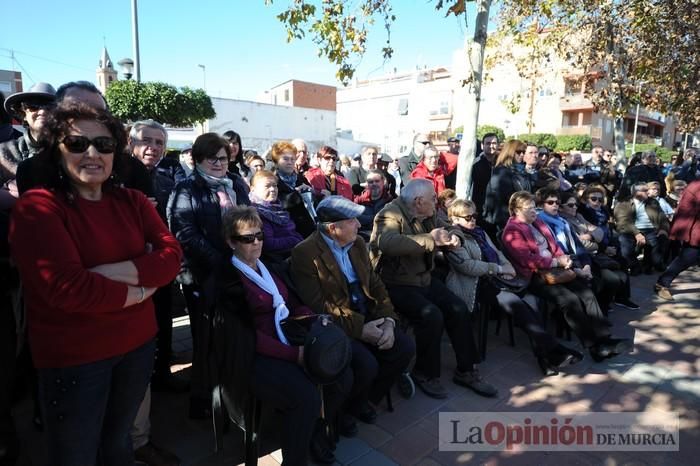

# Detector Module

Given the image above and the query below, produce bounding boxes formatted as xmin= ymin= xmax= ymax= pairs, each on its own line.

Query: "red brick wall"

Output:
xmin=292 ymin=81 xmax=336 ymax=111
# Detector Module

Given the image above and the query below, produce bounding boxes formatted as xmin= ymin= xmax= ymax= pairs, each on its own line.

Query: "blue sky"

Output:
xmin=1 ymin=0 xmax=477 ymax=100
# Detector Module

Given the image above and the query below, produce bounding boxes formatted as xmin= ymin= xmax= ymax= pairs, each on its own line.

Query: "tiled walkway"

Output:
xmin=13 ymin=269 xmax=700 ymax=465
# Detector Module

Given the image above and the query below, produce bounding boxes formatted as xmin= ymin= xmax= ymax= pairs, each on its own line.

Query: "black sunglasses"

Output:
xmin=22 ymin=101 xmax=56 ymax=112
xmin=206 ymin=156 xmax=229 ymax=165
xmin=456 ymin=213 xmax=478 ymax=221
xmin=62 ymin=135 xmax=117 ymax=154
xmin=588 ymin=196 xmax=603 ymax=202
xmin=544 ymin=200 xmax=560 ymax=205
xmin=231 ymin=231 xmax=264 ymax=244
xmin=564 ymin=203 xmax=577 ymax=208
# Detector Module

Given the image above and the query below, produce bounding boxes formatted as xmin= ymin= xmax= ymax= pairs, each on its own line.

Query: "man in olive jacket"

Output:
xmin=614 ymin=182 xmax=670 ymax=274
xmin=369 ymin=179 xmax=497 ymax=400
xmin=291 ymin=196 xmax=414 ymax=428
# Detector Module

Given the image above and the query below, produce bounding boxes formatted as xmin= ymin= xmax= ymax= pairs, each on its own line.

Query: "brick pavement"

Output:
xmin=12 ymin=268 xmax=700 ymax=465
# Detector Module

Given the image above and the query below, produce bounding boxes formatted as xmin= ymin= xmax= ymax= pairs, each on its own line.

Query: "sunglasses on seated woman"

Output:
xmin=61 ymin=135 xmax=117 ymax=154
xmin=231 ymin=231 xmax=264 ymax=243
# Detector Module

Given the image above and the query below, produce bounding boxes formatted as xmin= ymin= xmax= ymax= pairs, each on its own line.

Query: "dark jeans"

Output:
xmin=0 ymin=293 xmax=16 ymax=445
xmin=347 ymin=328 xmax=415 ymax=411
xmin=153 ymin=283 xmax=173 ymax=378
xmin=252 ymin=355 xmax=351 ymax=466
xmin=528 ymin=276 xmax=610 ymax=347
xmin=658 ymin=245 xmax=700 ymax=288
xmin=37 ymin=339 xmax=155 ymax=466
xmin=592 ymin=267 xmax=631 ymax=312
xmin=619 ymin=229 xmax=668 ymax=271
xmin=489 ymin=290 xmax=558 ymax=357
xmin=387 ymin=279 xmax=479 ymax=379
xmin=182 ymin=284 xmax=208 ymax=403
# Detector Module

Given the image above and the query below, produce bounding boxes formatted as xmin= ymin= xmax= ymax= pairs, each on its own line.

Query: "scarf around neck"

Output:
xmin=249 ymin=192 xmax=291 ymax=225
xmin=461 ymin=226 xmax=500 ymax=264
xmin=231 ymin=256 xmax=290 ymax=345
xmin=196 ymin=166 xmax=237 ymax=212
xmin=537 ymin=211 xmax=577 ymax=254
xmin=277 ymin=170 xmax=298 ymax=190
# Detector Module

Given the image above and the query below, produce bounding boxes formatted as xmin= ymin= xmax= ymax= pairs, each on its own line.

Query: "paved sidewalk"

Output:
xmin=12 ymin=268 xmax=700 ymax=465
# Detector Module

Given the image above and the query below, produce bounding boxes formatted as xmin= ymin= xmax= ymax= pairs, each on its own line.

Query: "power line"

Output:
xmin=0 ymin=48 xmax=93 ymax=73
xmin=5 ymin=50 xmax=37 ymax=86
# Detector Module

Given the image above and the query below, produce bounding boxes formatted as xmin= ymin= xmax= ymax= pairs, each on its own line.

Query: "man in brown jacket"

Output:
xmin=291 ymin=196 xmax=415 ymax=433
xmin=614 ymin=182 xmax=670 ymax=275
xmin=369 ymin=179 xmax=497 ymax=399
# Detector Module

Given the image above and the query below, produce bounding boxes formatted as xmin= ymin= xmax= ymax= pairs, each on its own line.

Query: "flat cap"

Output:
xmin=316 ymin=195 xmax=365 ymax=223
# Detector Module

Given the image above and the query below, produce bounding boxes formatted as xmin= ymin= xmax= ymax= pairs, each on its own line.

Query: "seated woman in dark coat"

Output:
xmin=249 ymin=169 xmax=303 ymax=261
xmin=211 ymin=207 xmax=349 ymax=465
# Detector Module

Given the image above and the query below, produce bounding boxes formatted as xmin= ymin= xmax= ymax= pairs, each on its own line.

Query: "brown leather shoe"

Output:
xmin=654 ymin=284 xmax=674 ymax=301
xmin=134 ymin=441 xmax=180 ymax=466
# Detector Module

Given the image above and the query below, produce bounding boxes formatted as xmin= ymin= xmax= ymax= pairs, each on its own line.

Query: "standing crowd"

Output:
xmin=0 ymin=82 xmax=699 ymax=466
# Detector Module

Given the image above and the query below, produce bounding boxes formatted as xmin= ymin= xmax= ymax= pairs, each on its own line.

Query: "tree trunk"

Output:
xmin=613 ymin=116 xmax=626 ymax=172
xmin=456 ymin=0 xmax=492 ymax=199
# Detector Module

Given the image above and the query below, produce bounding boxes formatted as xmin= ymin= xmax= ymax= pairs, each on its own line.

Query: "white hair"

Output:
xmin=129 ymin=119 xmax=168 ymax=147
xmin=399 ymin=179 xmax=434 ymax=203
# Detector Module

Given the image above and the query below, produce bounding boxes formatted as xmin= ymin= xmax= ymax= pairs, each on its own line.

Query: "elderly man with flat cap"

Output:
xmin=0 ymin=82 xmax=56 ymax=185
xmin=291 ymin=196 xmax=415 ymax=435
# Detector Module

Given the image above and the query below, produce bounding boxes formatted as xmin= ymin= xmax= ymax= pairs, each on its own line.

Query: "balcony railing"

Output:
xmin=559 ymin=94 xmax=594 ymax=111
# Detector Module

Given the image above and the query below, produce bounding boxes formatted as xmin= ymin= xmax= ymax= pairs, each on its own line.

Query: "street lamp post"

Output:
xmin=631 ymin=81 xmax=645 ymax=154
xmin=131 ymin=0 xmax=141 ymax=82
xmin=198 ymin=64 xmax=206 ymax=91
xmin=118 ymin=58 xmax=134 ymax=80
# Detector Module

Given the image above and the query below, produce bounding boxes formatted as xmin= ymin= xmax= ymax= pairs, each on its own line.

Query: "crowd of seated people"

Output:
xmin=2 ymin=82 xmax=699 ymax=466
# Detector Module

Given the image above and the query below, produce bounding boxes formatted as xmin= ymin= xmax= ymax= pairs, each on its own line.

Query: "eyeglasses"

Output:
xmin=544 ymin=200 xmax=560 ymax=205
xmin=135 ymin=136 xmax=165 ymax=148
xmin=564 ymin=203 xmax=577 ymax=208
xmin=588 ymin=196 xmax=603 ymax=203
xmin=22 ymin=102 xmax=55 ymax=112
xmin=321 ymin=156 xmax=337 ymax=162
xmin=516 ymin=150 xmax=525 ymax=155
xmin=206 ymin=156 xmax=229 ymax=165
xmin=366 ymin=178 xmax=383 ymax=184
xmin=231 ymin=231 xmax=264 ymax=244
xmin=61 ymin=135 xmax=116 ymax=154
xmin=456 ymin=214 xmax=478 ymax=221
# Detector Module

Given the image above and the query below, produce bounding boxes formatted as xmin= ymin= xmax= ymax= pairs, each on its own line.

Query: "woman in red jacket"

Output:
xmin=304 ymin=145 xmax=353 ymax=201
xmin=501 ymin=191 xmax=630 ymax=362
xmin=9 ymin=103 xmax=182 ymax=465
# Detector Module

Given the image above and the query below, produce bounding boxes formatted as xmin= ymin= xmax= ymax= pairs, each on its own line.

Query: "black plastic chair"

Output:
xmin=212 ymin=385 xmax=262 ymax=466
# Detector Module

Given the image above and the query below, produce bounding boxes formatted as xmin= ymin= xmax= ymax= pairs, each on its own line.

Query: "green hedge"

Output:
xmin=517 ymin=133 xmax=558 ymax=150
xmin=554 ymin=135 xmax=593 ymax=152
xmin=625 ymin=143 xmax=677 ymax=162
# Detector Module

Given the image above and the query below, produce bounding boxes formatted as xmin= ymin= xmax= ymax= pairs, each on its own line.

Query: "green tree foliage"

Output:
xmin=476 ymin=124 xmax=505 ymax=142
xmin=494 ymin=0 xmax=700 ymax=131
xmin=517 ymin=133 xmax=557 ymax=150
xmin=554 ymin=135 xmax=592 ymax=152
xmin=266 ymin=0 xmax=470 ymax=85
xmin=105 ymin=81 xmax=215 ymax=127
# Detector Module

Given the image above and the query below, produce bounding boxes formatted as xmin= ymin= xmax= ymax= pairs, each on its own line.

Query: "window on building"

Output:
xmin=429 ymin=92 xmax=450 ymax=116
xmin=108 ymin=76 xmax=113 ymax=83
xmin=564 ymin=79 xmax=580 ymax=96
xmin=274 ymin=95 xmax=277 ymax=105
xmin=397 ymin=98 xmax=409 ymax=115
xmin=581 ymin=111 xmax=592 ymax=126
xmin=284 ymin=89 xmax=289 ymax=102
xmin=0 ymin=81 xmax=11 ymax=93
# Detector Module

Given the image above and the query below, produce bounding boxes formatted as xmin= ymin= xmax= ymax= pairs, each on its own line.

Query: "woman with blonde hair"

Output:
xmin=483 ymin=139 xmax=530 ymax=233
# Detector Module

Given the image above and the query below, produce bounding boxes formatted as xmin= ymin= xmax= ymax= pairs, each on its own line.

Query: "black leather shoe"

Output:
xmin=353 ymin=402 xmax=377 ymax=424
xmin=339 ymin=413 xmax=358 ymax=437
xmin=590 ymin=337 xmax=632 ymax=362
xmin=310 ymin=422 xmax=335 ymax=464
xmin=537 ymin=356 xmax=559 ymax=377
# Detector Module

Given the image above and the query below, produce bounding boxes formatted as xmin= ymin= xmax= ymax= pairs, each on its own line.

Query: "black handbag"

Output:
xmin=591 ymin=253 xmax=621 ymax=270
xmin=487 ymin=275 xmax=529 ymax=294
xmin=280 ymin=314 xmax=352 ymax=385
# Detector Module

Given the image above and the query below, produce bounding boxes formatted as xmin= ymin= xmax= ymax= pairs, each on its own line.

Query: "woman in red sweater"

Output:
xmin=9 ymin=104 xmax=182 ymax=465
